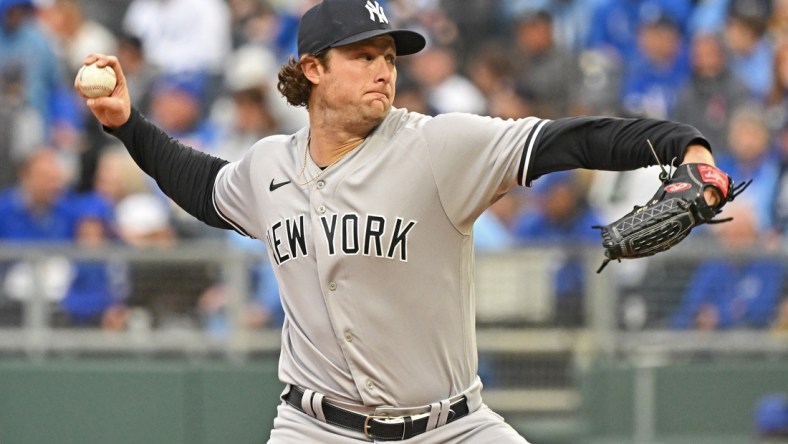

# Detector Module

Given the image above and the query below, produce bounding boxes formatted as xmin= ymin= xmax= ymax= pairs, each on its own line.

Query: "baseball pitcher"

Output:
xmin=77 ymin=0 xmax=742 ymax=442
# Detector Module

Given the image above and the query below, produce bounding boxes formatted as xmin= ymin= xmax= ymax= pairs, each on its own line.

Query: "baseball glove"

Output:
xmin=593 ymin=161 xmax=750 ymax=273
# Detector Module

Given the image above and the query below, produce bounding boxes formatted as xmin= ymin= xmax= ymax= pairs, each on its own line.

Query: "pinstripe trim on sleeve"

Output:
xmin=517 ymin=119 xmax=550 ymax=186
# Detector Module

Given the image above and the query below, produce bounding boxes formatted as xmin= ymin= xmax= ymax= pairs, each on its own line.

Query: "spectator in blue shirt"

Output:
xmin=621 ymin=14 xmax=691 ymax=118
xmin=723 ymin=0 xmax=775 ymax=101
xmin=674 ymin=32 xmax=750 ymax=152
xmin=57 ymin=193 xmax=129 ymax=329
xmin=513 ymin=171 xmax=603 ymax=247
xmin=0 ymin=148 xmax=117 ymax=327
xmin=585 ymin=0 xmax=692 ymax=62
xmin=716 ymin=104 xmax=780 ymax=231
xmin=0 ymin=148 xmax=78 ymax=242
xmin=671 ymin=204 xmax=784 ymax=330
xmin=0 ymin=0 xmax=66 ymax=131
xmin=513 ymin=171 xmax=603 ymax=326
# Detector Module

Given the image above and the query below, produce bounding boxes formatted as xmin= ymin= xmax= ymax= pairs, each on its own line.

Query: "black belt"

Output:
xmin=283 ymin=386 xmax=470 ymax=441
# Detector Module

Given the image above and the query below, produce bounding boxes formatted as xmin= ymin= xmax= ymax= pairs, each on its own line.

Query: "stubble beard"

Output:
xmin=319 ymin=98 xmax=390 ymax=135
xmin=359 ymin=99 xmax=390 ymax=126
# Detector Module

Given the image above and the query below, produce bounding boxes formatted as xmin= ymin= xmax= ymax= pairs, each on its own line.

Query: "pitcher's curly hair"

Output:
xmin=277 ymin=51 xmax=331 ymax=109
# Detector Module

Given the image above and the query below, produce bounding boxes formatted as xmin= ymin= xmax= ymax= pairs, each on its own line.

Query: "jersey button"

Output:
xmin=344 ymin=332 xmax=353 ymax=342
xmin=316 ymin=180 xmax=325 ymax=189
xmin=317 ymin=205 xmax=326 ymax=214
xmin=366 ymin=380 xmax=375 ymax=391
xmin=328 ymin=282 xmax=337 ymax=291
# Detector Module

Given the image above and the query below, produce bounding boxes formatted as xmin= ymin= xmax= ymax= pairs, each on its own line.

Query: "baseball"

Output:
xmin=76 ymin=63 xmax=117 ymax=98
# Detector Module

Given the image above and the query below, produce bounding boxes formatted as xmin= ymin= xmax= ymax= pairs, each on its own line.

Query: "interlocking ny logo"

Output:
xmin=365 ymin=0 xmax=388 ymax=24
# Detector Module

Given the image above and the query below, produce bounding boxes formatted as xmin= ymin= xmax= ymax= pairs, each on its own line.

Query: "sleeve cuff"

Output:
xmin=103 ymin=106 xmax=143 ymax=139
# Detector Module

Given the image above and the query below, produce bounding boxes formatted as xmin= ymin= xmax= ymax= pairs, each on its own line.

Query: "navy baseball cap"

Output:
xmin=297 ymin=0 xmax=426 ymax=57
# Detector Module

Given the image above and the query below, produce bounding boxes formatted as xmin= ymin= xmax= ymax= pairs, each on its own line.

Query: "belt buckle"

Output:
xmin=363 ymin=414 xmax=395 ymax=439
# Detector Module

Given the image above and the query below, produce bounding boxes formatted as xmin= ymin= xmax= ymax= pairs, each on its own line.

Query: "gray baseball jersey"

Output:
xmin=213 ymin=108 xmax=546 ymax=407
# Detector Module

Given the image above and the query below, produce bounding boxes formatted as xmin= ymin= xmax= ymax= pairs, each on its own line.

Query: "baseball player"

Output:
xmin=78 ymin=1 xmax=730 ymax=442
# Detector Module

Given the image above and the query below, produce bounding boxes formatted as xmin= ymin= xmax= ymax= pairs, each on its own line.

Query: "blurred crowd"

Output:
xmin=1 ymin=0 xmax=788 ymax=334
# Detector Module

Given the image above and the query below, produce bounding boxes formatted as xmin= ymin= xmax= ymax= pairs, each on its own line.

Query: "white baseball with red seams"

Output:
xmin=76 ymin=63 xmax=117 ymax=98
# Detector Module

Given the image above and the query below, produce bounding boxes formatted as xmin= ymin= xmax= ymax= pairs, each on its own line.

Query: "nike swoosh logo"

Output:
xmin=269 ymin=179 xmax=291 ymax=192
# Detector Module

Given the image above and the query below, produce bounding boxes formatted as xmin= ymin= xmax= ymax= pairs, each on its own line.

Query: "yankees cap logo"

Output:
xmin=365 ymin=1 xmax=388 ymax=24
xmin=297 ymin=0 xmax=425 ymax=57
xmin=270 ymin=178 xmax=291 ymax=192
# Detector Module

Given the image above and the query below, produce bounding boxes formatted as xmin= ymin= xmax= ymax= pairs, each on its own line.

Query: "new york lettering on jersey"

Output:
xmin=266 ymin=212 xmax=417 ymax=265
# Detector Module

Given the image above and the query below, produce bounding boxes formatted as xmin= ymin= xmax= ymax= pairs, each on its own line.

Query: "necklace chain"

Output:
xmin=295 ymin=136 xmax=363 ymax=186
